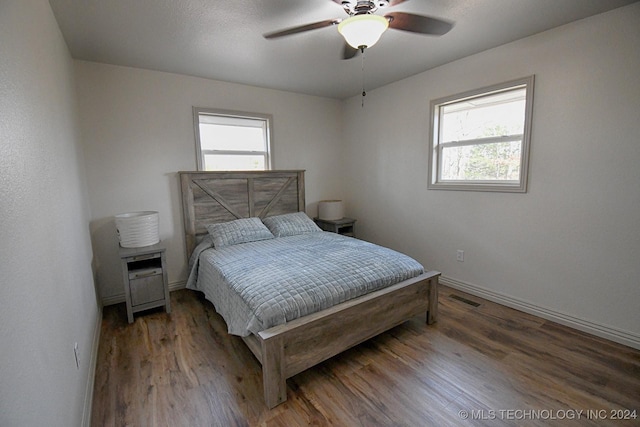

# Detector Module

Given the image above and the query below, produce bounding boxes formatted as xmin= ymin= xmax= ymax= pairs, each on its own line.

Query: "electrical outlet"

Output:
xmin=456 ymin=250 xmax=464 ymax=262
xmin=74 ymin=342 xmax=80 ymax=370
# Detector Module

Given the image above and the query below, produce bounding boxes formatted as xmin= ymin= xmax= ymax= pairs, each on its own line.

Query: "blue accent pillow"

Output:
xmin=262 ymin=212 xmax=322 ymax=237
xmin=206 ymin=217 xmax=274 ymax=248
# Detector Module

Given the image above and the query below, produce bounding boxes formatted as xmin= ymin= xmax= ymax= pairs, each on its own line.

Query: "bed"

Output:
xmin=179 ymin=170 xmax=440 ymax=408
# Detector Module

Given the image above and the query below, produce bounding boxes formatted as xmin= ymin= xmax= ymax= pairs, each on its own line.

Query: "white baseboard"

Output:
xmin=441 ymin=275 xmax=640 ymax=350
xmin=101 ymin=293 xmax=123 ymax=306
xmin=102 ymin=280 xmax=187 ymax=306
xmin=168 ymin=280 xmax=187 ymax=292
xmin=82 ymin=304 xmax=103 ymax=427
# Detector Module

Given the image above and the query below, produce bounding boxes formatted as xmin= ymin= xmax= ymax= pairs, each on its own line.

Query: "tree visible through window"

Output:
xmin=428 ymin=76 xmax=534 ymax=192
xmin=194 ymin=108 xmax=272 ymax=171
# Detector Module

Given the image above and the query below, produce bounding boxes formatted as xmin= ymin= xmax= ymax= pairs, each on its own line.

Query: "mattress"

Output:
xmin=186 ymin=232 xmax=424 ymax=337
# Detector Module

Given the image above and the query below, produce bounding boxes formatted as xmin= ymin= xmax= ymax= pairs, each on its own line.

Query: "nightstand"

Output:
xmin=119 ymin=242 xmax=171 ymax=323
xmin=314 ymin=217 xmax=357 ymax=237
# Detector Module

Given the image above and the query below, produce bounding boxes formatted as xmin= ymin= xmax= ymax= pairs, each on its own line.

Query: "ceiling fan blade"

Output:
xmin=387 ymin=0 xmax=409 ymax=6
xmin=264 ymin=19 xmax=341 ymax=39
xmin=385 ymin=12 xmax=453 ymax=36
xmin=342 ymin=43 xmax=359 ymax=60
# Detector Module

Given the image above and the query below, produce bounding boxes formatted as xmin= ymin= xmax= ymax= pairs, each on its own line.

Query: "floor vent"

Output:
xmin=449 ymin=294 xmax=481 ymax=307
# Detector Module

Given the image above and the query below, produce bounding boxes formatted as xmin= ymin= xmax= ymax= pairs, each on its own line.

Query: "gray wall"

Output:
xmin=342 ymin=4 xmax=640 ymax=348
xmin=0 ymin=1 xmax=100 ymax=426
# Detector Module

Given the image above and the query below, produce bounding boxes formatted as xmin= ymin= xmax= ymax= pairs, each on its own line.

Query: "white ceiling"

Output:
xmin=49 ymin=0 xmax=637 ymax=99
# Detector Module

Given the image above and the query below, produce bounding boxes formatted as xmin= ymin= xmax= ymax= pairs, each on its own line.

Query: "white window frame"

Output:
xmin=193 ymin=107 xmax=273 ymax=171
xmin=428 ymin=76 xmax=535 ymax=192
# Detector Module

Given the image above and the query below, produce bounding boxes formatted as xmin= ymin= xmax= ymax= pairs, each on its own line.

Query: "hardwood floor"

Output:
xmin=91 ymin=287 xmax=640 ymax=426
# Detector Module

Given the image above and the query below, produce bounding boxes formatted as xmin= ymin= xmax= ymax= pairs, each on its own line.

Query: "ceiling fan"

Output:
xmin=264 ymin=0 xmax=453 ymax=59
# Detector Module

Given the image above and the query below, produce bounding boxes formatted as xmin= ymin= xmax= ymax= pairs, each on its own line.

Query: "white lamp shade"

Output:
xmin=115 ymin=211 xmax=160 ymax=248
xmin=338 ymin=14 xmax=389 ymax=49
xmin=318 ymin=200 xmax=344 ymax=220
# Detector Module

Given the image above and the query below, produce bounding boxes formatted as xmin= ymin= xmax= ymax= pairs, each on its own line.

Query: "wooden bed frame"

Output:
xmin=179 ymin=170 xmax=440 ymax=408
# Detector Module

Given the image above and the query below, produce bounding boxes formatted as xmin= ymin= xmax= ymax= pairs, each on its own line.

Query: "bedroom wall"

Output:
xmin=0 ymin=1 xmax=100 ymax=426
xmin=341 ymin=3 xmax=640 ymax=348
xmin=75 ymin=62 xmax=345 ymax=303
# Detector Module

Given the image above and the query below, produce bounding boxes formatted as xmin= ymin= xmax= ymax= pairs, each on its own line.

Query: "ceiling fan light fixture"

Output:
xmin=338 ymin=14 xmax=389 ymax=49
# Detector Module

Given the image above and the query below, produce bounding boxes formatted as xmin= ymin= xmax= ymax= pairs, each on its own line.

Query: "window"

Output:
xmin=428 ymin=76 xmax=534 ymax=192
xmin=194 ymin=107 xmax=272 ymax=171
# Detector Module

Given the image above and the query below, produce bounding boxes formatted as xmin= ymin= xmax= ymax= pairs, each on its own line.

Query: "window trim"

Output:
xmin=428 ymin=76 xmax=535 ymax=193
xmin=193 ymin=107 xmax=273 ymax=171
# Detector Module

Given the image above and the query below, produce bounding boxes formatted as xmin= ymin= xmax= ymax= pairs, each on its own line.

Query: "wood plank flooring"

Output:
xmin=91 ymin=287 xmax=640 ymax=426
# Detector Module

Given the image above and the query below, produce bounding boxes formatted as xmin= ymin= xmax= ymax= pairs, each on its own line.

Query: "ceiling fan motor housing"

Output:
xmin=265 ymin=0 xmax=453 ymax=55
xmin=339 ymin=1 xmax=389 ymax=16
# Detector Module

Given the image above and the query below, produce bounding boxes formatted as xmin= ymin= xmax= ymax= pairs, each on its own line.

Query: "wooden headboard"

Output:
xmin=179 ymin=170 xmax=306 ymax=257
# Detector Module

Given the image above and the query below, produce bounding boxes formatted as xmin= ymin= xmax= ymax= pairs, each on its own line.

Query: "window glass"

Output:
xmin=441 ymin=141 xmax=521 ymax=181
xmin=194 ymin=108 xmax=272 ymax=171
xmin=203 ymin=154 xmax=266 ymax=171
xmin=441 ymin=89 xmax=526 ymax=142
xmin=428 ymin=76 xmax=534 ymax=192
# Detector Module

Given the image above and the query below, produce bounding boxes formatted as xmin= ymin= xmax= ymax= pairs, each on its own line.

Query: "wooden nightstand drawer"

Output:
xmin=129 ymin=270 xmax=165 ymax=306
xmin=128 ymin=267 xmax=162 ymax=280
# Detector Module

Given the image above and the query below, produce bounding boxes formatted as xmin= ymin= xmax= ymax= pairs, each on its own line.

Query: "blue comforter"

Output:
xmin=187 ymin=232 xmax=424 ymax=336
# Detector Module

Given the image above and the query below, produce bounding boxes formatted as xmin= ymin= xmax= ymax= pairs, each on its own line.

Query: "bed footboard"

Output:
xmin=245 ymin=271 xmax=440 ymax=408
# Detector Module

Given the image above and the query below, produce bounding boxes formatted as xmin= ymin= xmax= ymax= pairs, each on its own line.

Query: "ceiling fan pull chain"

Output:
xmin=361 ymin=46 xmax=366 ymax=108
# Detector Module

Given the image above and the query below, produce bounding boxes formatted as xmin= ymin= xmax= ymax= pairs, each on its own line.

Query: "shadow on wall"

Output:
xmin=307 ymin=202 xmax=319 ymax=219
xmin=89 ymin=217 xmax=121 ymax=304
